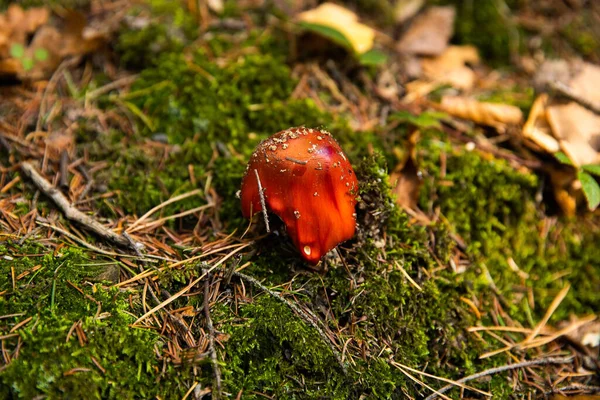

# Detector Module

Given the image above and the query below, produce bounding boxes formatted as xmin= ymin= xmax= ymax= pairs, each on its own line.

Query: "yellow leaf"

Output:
xmin=297 ymin=2 xmax=375 ymax=54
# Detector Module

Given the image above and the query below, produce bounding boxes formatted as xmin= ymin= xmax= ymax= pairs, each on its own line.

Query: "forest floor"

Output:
xmin=0 ymin=0 xmax=599 ymax=399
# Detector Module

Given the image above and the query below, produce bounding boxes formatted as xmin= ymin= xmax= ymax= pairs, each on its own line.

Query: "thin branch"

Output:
xmin=232 ymin=271 xmax=347 ymax=374
xmin=21 ymin=161 xmax=142 ymax=252
xmin=204 ymin=277 xmax=222 ymax=399
xmin=424 ymin=356 xmax=574 ymax=400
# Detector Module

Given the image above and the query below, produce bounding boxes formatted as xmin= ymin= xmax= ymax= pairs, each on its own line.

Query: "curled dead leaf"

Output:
xmin=421 ymin=45 xmax=480 ymax=90
xmin=546 ymin=103 xmax=600 ymax=167
xmin=438 ymin=96 xmax=523 ymax=130
xmin=0 ymin=7 xmax=105 ymax=81
xmin=522 ymin=94 xmax=560 ymax=153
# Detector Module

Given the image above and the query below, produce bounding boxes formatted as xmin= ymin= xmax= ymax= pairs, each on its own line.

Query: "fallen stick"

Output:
xmin=424 ymin=356 xmax=574 ymax=400
xmin=21 ymin=161 xmax=143 ymax=252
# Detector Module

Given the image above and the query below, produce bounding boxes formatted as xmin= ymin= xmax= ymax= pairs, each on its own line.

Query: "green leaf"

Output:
xmin=390 ymin=110 xmax=447 ymax=129
xmin=581 ymin=164 xmax=600 ymax=177
xmin=34 ymin=48 xmax=49 ymax=61
xmin=578 ymin=171 xmax=600 ymax=210
xmin=297 ymin=22 xmax=353 ymax=51
xmin=22 ymin=57 xmax=34 ymax=72
xmin=553 ymin=151 xmax=573 ymax=166
xmin=358 ymin=49 xmax=388 ymax=66
xmin=9 ymin=43 xmax=25 ymax=59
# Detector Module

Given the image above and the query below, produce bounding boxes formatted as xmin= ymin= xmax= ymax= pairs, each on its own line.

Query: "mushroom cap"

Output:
xmin=240 ymin=127 xmax=359 ymax=264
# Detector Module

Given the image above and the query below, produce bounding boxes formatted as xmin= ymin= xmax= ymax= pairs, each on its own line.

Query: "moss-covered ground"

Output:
xmin=0 ymin=0 xmax=598 ymax=398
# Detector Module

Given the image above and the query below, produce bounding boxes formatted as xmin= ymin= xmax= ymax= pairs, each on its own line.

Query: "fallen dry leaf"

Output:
xmin=560 ymin=317 xmax=600 ymax=348
xmin=397 ymin=6 xmax=455 ymax=56
xmin=390 ymin=130 xmax=422 ymax=210
xmin=421 ymin=45 xmax=480 ymax=90
xmin=546 ymin=102 xmax=600 ymax=167
xmin=438 ymin=96 xmax=523 ymax=130
xmin=0 ymin=4 xmax=49 ymax=57
xmin=0 ymin=6 xmax=105 ymax=81
xmin=568 ymin=62 xmax=600 ymax=106
xmin=522 ymin=94 xmax=560 ymax=153
xmin=297 ymin=2 xmax=375 ymax=54
xmin=548 ymin=165 xmax=580 ymax=216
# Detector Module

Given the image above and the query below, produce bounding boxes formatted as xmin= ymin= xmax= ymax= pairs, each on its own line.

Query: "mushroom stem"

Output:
xmin=253 ymin=168 xmax=270 ymax=232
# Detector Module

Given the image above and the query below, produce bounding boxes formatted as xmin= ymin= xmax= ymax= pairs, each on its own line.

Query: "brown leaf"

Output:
xmin=568 ymin=62 xmax=600 ymax=106
xmin=438 ymin=96 xmax=523 ymax=129
xmin=397 ymin=6 xmax=455 ymax=56
xmin=546 ymin=102 xmax=600 ymax=167
xmin=0 ymin=5 xmax=49 ymax=49
xmin=547 ymin=166 xmax=580 ymax=216
xmin=0 ymin=7 xmax=105 ymax=81
xmin=559 ymin=317 xmax=600 ymax=348
xmin=421 ymin=45 xmax=480 ymax=90
xmin=390 ymin=130 xmax=422 ymax=210
xmin=522 ymin=94 xmax=560 ymax=153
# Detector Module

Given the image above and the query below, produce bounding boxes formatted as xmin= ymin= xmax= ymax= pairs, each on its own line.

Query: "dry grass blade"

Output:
xmin=115 ymin=242 xmax=247 ymax=288
xmin=390 ymin=360 xmax=492 ymax=397
xmin=390 ymin=361 xmax=453 ymax=400
xmin=423 ymin=356 xmax=574 ymax=400
xmin=468 ymin=326 xmax=533 ymax=334
xmin=522 ymin=284 xmax=570 ymax=345
xmin=394 ymin=260 xmax=422 ymax=291
xmin=133 ymin=242 xmax=252 ymax=324
xmin=125 ymin=189 xmax=203 ymax=233
xmin=127 ymin=204 xmax=214 ymax=233
xmin=519 ymin=314 xmax=597 ymax=349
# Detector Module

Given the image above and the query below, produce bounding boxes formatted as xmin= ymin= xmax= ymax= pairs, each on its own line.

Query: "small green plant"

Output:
xmin=9 ymin=43 xmax=48 ymax=72
xmin=554 ymin=151 xmax=600 ymax=210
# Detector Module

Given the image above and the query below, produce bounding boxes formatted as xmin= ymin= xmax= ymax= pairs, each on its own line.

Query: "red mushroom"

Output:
xmin=240 ymin=127 xmax=359 ymax=265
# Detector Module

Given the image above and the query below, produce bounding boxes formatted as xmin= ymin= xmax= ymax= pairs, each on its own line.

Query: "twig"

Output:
xmin=424 ymin=356 xmax=574 ymax=400
xmin=550 ymin=80 xmax=600 ymax=115
xmin=21 ymin=161 xmax=142 ymax=251
xmin=59 ymin=150 xmax=70 ymax=191
xmin=203 ymin=277 xmax=222 ymax=399
xmin=253 ymin=169 xmax=270 ymax=232
xmin=231 ymin=271 xmax=347 ymax=374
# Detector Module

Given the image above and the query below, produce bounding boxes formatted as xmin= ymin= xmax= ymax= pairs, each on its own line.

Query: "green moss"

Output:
xmin=0 ymin=242 xmax=196 ymax=399
xmin=219 ymin=296 xmax=349 ymax=399
xmin=561 ymin=15 xmax=600 ymax=59
xmin=417 ymin=131 xmax=600 ymax=324
xmin=431 ymin=0 xmax=521 ymax=64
